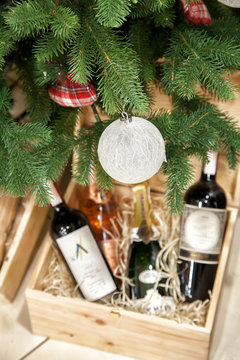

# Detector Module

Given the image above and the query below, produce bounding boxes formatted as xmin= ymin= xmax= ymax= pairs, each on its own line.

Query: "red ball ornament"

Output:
xmin=48 ymin=75 xmax=98 ymax=107
xmin=180 ymin=0 xmax=212 ymax=26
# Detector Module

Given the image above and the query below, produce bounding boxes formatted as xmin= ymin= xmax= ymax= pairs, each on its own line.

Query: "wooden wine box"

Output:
xmin=25 ymin=153 xmax=240 ymax=360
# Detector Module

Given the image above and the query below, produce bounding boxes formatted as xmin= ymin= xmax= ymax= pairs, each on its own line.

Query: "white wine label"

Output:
xmin=135 ymin=289 xmax=176 ymax=315
xmin=56 ymin=225 xmax=117 ymax=301
xmin=179 ymin=205 xmax=227 ymax=264
xmin=138 ymin=269 xmax=161 ymax=284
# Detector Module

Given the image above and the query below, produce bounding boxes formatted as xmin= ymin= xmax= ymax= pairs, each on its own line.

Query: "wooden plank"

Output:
xmin=26 ymin=288 xmax=210 ymax=360
xmin=205 ymin=209 xmax=239 ymax=330
xmin=0 ymin=199 xmax=50 ymax=301
xmin=27 ymin=236 xmax=53 ymax=291
xmin=0 ymin=195 xmax=21 ymax=267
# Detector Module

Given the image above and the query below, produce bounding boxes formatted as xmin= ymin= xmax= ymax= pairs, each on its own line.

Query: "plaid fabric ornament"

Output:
xmin=48 ymin=75 xmax=98 ymax=107
xmin=180 ymin=0 xmax=212 ymax=26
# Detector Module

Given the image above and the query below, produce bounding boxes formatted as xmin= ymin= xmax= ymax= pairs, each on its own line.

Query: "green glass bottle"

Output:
xmin=127 ymin=182 xmax=163 ymax=300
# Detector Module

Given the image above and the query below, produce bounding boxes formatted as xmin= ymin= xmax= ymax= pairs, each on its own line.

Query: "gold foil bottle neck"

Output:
xmin=132 ymin=181 xmax=153 ymax=244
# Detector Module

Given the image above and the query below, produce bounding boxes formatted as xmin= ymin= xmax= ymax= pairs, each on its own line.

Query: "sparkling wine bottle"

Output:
xmin=78 ymin=179 xmax=120 ymax=275
xmin=177 ymin=152 xmax=227 ymax=302
xmin=127 ymin=182 xmax=163 ymax=300
xmin=48 ymin=182 xmax=118 ymax=302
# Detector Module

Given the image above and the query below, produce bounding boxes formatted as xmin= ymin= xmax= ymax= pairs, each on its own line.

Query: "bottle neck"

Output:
xmin=201 ymin=152 xmax=218 ymax=182
xmin=52 ymin=200 xmax=68 ymax=213
xmin=48 ymin=182 xmax=66 ymax=212
xmin=85 ymin=175 xmax=111 ymax=204
xmin=131 ymin=181 xmax=153 ymax=244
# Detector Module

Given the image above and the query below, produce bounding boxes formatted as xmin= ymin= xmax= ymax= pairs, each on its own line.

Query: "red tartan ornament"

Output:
xmin=180 ymin=0 xmax=212 ymax=26
xmin=48 ymin=75 xmax=98 ymax=107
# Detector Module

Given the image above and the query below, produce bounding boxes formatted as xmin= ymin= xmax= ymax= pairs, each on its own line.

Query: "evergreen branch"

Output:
xmin=4 ymin=0 xmax=54 ymax=39
xmin=153 ymin=7 xmax=175 ymax=28
xmin=162 ymin=28 xmax=240 ymax=101
xmin=129 ymin=3 xmax=152 ymax=19
xmin=95 ymin=0 xmax=132 ymax=28
xmin=0 ymin=118 xmax=53 ymax=204
xmin=34 ymin=32 xmax=72 ymax=62
xmin=16 ymin=56 xmax=53 ymax=124
xmin=143 ymin=0 xmax=174 ymax=12
xmin=0 ymin=23 xmax=16 ymax=69
xmin=50 ymin=6 xmax=80 ymax=40
xmin=51 ymin=107 xmax=78 ymax=135
xmin=94 ymin=159 xmax=114 ymax=190
xmin=67 ymin=33 xmax=96 ymax=83
xmin=83 ymin=12 xmax=149 ymax=114
xmin=73 ymin=120 xmax=110 ymax=185
xmin=34 ymin=60 xmax=63 ymax=86
xmin=128 ymin=21 xmax=156 ymax=84
xmin=162 ymin=153 xmax=195 ymax=214
xmin=42 ymin=134 xmax=74 ymax=181
xmin=206 ymin=17 xmax=240 ymax=44
xmin=0 ymin=79 xmax=12 ymax=115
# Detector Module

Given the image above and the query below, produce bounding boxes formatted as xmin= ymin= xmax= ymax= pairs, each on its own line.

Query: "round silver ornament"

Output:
xmin=97 ymin=115 xmax=166 ymax=184
xmin=217 ymin=0 xmax=240 ymax=7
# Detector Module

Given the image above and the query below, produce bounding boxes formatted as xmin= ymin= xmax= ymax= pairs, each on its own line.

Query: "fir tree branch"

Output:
xmin=73 ymin=120 xmax=110 ymax=185
xmin=50 ymin=6 xmax=80 ymax=40
xmin=153 ymin=7 xmax=175 ymax=28
xmin=0 ymin=22 xmax=16 ymax=70
xmin=143 ymin=0 xmax=174 ymax=12
xmin=4 ymin=0 xmax=54 ymax=39
xmin=82 ymin=11 xmax=149 ymax=115
xmin=0 ymin=81 xmax=12 ymax=115
xmin=95 ymin=0 xmax=132 ymax=28
xmin=162 ymin=28 xmax=240 ymax=101
xmin=16 ymin=56 xmax=53 ymax=124
xmin=128 ymin=20 xmax=156 ymax=84
xmin=0 ymin=118 xmax=53 ymax=204
xmin=67 ymin=32 xmax=96 ymax=84
xmin=34 ymin=32 xmax=72 ymax=62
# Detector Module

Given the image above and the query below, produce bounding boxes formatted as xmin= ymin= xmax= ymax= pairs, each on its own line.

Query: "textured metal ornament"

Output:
xmin=217 ymin=0 xmax=240 ymax=7
xmin=97 ymin=116 xmax=166 ymax=184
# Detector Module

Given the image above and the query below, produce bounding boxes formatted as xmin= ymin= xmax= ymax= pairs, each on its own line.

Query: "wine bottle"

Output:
xmin=48 ymin=182 xmax=118 ymax=302
xmin=78 ymin=179 xmax=120 ymax=275
xmin=127 ymin=182 xmax=163 ymax=300
xmin=177 ymin=152 xmax=227 ymax=302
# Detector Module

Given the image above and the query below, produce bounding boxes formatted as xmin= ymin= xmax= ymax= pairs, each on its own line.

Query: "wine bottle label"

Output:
xmin=179 ymin=205 xmax=227 ymax=264
xmin=56 ymin=225 xmax=117 ymax=301
xmin=48 ymin=182 xmax=62 ymax=207
xmin=138 ymin=269 xmax=161 ymax=284
xmin=131 ymin=182 xmax=153 ymax=243
xmin=203 ymin=152 xmax=217 ymax=175
xmin=135 ymin=289 xmax=176 ymax=315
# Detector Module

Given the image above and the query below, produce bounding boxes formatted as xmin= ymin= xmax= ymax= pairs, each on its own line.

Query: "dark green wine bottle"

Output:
xmin=127 ymin=182 xmax=163 ymax=300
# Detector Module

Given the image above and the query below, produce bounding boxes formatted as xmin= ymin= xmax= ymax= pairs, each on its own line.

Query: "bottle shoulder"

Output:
xmin=51 ymin=206 xmax=89 ymax=239
xmin=184 ymin=179 xmax=226 ymax=209
xmin=130 ymin=239 xmax=160 ymax=253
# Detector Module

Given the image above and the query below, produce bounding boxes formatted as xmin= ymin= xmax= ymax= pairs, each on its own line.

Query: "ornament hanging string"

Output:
xmin=91 ymin=103 xmax=101 ymax=122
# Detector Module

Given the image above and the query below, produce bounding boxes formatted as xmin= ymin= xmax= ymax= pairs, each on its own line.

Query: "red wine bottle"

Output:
xmin=177 ymin=152 xmax=227 ymax=302
xmin=48 ymin=182 xmax=118 ymax=302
